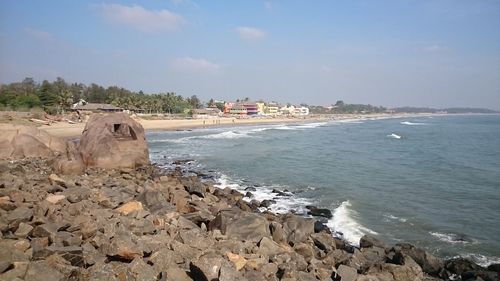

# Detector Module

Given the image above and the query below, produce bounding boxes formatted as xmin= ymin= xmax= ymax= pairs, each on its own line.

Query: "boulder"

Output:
xmin=0 ymin=126 xmax=67 ymax=159
xmin=52 ymin=141 xmax=85 ymax=175
xmin=209 ymin=208 xmax=271 ymax=242
xmin=165 ymin=266 xmax=193 ymax=281
xmin=444 ymin=258 xmax=484 ymax=276
xmin=311 ymin=232 xmax=336 ymax=253
xmin=281 ymin=214 xmax=315 ymax=245
xmin=115 ymin=201 xmax=143 ymax=215
xmin=360 ymin=235 xmax=388 ymax=249
xmin=79 ymin=113 xmax=149 ymax=169
xmin=395 ymin=243 xmax=443 ymax=276
xmin=336 ymin=265 xmax=358 ymax=281
xmin=306 ymin=205 xmax=333 ymax=218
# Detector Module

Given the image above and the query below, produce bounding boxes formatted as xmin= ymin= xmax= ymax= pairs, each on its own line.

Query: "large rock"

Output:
xmin=209 ymin=208 xmax=271 ymax=242
xmin=79 ymin=113 xmax=149 ymax=169
xmin=281 ymin=214 xmax=315 ymax=245
xmin=0 ymin=125 xmax=67 ymax=159
xmin=395 ymin=243 xmax=443 ymax=276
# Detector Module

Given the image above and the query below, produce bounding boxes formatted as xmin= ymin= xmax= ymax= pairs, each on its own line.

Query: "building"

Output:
xmin=192 ymin=108 xmax=221 ymax=119
xmin=280 ymin=105 xmax=295 ymax=116
xmin=293 ymin=106 xmax=310 ymax=116
xmin=72 ymin=100 xmax=123 ymax=113
xmin=242 ymin=102 xmax=258 ymax=115
xmin=229 ymin=105 xmax=248 ymax=115
xmin=265 ymin=103 xmax=279 ymax=116
xmin=256 ymin=102 xmax=266 ymax=115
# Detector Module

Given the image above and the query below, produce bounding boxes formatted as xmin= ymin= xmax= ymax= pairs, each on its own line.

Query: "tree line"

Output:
xmin=0 ymin=77 xmax=202 ymax=114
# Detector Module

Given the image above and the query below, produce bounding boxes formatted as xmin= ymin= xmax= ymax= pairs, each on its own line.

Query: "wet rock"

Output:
xmin=488 ymin=263 xmax=500 ymax=274
xmin=306 ymin=205 xmax=333 ymax=218
xmin=209 ymin=208 xmax=271 ymax=242
xmin=444 ymin=258 xmax=484 ymax=276
xmin=360 ymin=234 xmax=388 ymax=249
xmin=260 ymin=199 xmax=276 ymax=208
xmin=313 ymin=220 xmax=331 ymax=234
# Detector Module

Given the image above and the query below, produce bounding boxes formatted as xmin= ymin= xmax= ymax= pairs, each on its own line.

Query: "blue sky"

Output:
xmin=1 ymin=0 xmax=499 ymax=109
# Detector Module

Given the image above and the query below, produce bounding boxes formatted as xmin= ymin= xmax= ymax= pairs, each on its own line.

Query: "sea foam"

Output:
xmin=327 ymin=201 xmax=378 ymax=245
xmin=401 ymin=121 xmax=428 ymax=126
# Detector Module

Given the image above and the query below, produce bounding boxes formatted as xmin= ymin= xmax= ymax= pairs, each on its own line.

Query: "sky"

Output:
xmin=0 ymin=0 xmax=499 ymax=109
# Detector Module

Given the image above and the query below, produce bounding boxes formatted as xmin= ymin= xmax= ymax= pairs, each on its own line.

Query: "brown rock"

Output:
xmin=209 ymin=208 xmax=271 ymax=242
xmin=115 ymin=201 xmax=143 ymax=215
xmin=79 ymin=113 xmax=150 ymax=169
xmin=226 ymin=252 xmax=247 ymax=271
xmin=45 ymin=194 xmax=66 ymax=204
xmin=282 ymin=214 xmax=315 ymax=245
xmin=336 ymin=264 xmax=358 ymax=281
xmin=165 ymin=266 xmax=193 ymax=281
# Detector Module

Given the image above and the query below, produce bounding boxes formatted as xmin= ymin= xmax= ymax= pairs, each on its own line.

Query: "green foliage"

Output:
xmin=0 ymin=77 xmax=195 ymax=114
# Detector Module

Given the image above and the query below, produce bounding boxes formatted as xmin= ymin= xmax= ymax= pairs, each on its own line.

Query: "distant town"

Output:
xmin=1 ymin=78 xmax=497 ymax=117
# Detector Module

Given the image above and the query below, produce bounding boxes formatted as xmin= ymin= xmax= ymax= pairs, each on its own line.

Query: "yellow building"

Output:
xmin=256 ymin=102 xmax=266 ymax=115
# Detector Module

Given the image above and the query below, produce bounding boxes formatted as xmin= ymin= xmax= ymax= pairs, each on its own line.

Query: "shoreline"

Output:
xmin=1 ymin=158 xmax=497 ymax=280
xmin=1 ymin=112 xmax=448 ymax=138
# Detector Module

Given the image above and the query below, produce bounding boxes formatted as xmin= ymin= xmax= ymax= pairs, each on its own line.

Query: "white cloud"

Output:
xmin=24 ymin=28 xmax=53 ymax=41
xmin=235 ymin=26 xmax=266 ymax=41
xmin=171 ymin=57 xmax=220 ymax=73
xmin=422 ymin=44 xmax=448 ymax=53
xmin=97 ymin=4 xmax=185 ymax=33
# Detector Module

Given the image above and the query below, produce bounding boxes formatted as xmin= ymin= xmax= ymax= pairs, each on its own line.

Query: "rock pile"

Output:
xmin=1 ymin=113 xmax=150 ymax=175
xmin=1 ymin=159 xmax=498 ymax=281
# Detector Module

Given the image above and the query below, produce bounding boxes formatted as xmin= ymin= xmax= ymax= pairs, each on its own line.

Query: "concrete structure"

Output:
xmin=229 ymin=105 xmax=247 ymax=115
xmin=294 ymin=106 xmax=310 ymax=116
xmin=242 ymin=103 xmax=258 ymax=115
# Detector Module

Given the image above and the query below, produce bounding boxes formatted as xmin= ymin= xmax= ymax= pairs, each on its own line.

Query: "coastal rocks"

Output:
xmin=0 ymin=158 xmax=493 ymax=281
xmin=360 ymin=234 xmax=388 ymax=249
xmin=79 ymin=113 xmax=149 ymax=169
xmin=282 ymin=214 xmax=315 ymax=245
xmin=395 ymin=243 xmax=443 ymax=276
xmin=0 ymin=126 xmax=67 ymax=159
xmin=209 ymin=208 xmax=271 ymax=242
xmin=306 ymin=205 xmax=333 ymax=219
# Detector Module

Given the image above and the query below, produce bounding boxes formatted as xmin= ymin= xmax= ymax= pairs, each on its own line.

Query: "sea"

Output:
xmin=147 ymin=114 xmax=500 ymax=267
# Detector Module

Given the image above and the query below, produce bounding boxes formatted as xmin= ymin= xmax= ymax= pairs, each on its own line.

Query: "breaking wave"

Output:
xmin=401 ymin=121 xmax=428 ymax=126
xmin=327 ymin=201 xmax=378 ymax=245
xmin=430 ymin=232 xmax=477 ymax=244
xmin=387 ymin=133 xmax=402 ymax=139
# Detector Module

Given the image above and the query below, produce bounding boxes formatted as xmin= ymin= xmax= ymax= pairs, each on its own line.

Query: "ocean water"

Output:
xmin=147 ymin=115 xmax=500 ymax=266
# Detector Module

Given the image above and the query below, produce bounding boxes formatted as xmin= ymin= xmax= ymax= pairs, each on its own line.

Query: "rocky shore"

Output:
xmin=1 ymin=113 xmax=499 ymax=281
xmin=1 ymin=158 xmax=499 ymax=281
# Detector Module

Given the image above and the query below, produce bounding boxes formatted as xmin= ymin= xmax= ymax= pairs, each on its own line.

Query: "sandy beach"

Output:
xmin=0 ymin=112 xmax=435 ymax=138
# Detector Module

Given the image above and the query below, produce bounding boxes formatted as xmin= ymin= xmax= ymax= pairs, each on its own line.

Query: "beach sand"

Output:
xmin=1 ymin=113 xmax=428 ymax=138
